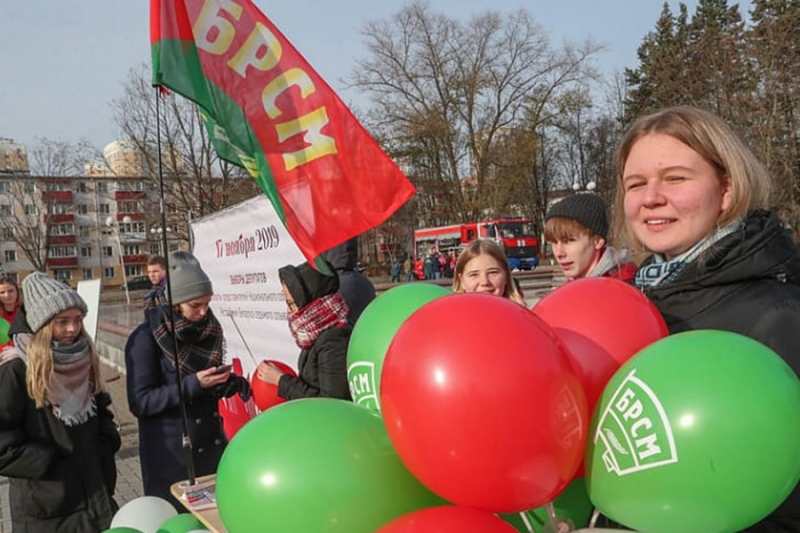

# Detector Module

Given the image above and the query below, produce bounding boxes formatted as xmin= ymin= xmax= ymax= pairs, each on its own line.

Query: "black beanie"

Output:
xmin=545 ymin=193 xmax=608 ymax=240
xmin=278 ymin=260 xmax=339 ymax=310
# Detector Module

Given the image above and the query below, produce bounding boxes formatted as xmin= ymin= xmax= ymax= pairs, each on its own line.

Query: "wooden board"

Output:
xmin=170 ymin=474 xmax=226 ymax=533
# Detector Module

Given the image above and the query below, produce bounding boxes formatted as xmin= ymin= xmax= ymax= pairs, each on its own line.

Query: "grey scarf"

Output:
xmin=10 ymin=333 xmax=96 ymax=426
xmin=588 ymin=246 xmax=632 ymax=278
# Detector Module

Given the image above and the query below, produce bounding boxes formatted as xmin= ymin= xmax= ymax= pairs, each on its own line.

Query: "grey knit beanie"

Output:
xmin=168 ymin=251 xmax=213 ymax=304
xmin=22 ymin=272 xmax=88 ymax=333
xmin=545 ymin=193 xmax=609 ymax=240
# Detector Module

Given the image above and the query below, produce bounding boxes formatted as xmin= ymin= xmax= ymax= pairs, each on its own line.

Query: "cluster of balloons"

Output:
xmin=102 ymin=496 xmax=210 ymax=533
xmin=211 ymin=278 xmax=800 ymax=533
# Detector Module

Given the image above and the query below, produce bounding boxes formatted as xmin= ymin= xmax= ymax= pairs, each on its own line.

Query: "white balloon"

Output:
xmin=110 ymin=496 xmax=178 ymax=533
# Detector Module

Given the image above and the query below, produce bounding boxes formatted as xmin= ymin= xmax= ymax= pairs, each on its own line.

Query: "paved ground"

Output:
xmin=0 ymin=306 xmax=144 ymax=533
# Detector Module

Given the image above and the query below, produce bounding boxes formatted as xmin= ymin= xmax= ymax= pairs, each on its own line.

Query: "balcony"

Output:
xmin=115 ymin=213 xmax=144 ymax=222
xmin=44 ymin=213 xmax=74 ymax=223
xmin=46 ymin=257 xmax=78 ymax=267
xmin=48 ymin=235 xmax=76 ymax=245
xmin=123 ymin=254 xmax=149 ymax=264
xmin=114 ymin=191 xmax=146 ymax=200
xmin=42 ymin=191 xmax=73 ymax=202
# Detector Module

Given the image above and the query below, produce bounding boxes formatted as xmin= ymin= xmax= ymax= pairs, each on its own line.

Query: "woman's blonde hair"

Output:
xmin=613 ymin=106 xmax=771 ymax=250
xmin=452 ymin=239 xmax=525 ymax=305
xmin=26 ymin=324 xmax=104 ymax=409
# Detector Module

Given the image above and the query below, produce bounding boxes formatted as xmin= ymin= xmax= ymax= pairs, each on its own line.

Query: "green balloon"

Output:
xmin=156 ymin=514 xmax=210 ymax=533
xmin=347 ymin=283 xmax=451 ymax=412
xmin=216 ymin=398 xmax=444 ymax=533
xmin=587 ymin=330 xmax=800 ymax=533
xmin=0 ymin=318 xmax=10 ymax=345
xmin=501 ymin=478 xmax=593 ymax=532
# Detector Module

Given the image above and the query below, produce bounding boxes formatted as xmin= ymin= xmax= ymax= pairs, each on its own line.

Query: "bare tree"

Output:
xmin=0 ymin=177 xmax=69 ymax=272
xmin=351 ymin=3 xmax=601 ymax=225
xmin=28 ymin=137 xmax=98 ymax=176
xmin=110 ymin=64 xmax=260 ymax=236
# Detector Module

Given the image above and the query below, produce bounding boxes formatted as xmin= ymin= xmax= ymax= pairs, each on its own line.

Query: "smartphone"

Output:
xmin=211 ymin=364 xmax=233 ymax=375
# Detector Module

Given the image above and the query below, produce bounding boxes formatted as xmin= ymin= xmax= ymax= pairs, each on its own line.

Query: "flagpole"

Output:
xmin=155 ymin=86 xmax=196 ymax=485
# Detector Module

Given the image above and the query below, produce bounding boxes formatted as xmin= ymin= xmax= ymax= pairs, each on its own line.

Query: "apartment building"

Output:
xmin=0 ymin=173 xmax=184 ymax=288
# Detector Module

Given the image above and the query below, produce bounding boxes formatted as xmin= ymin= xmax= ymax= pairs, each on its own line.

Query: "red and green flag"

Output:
xmin=150 ymin=0 xmax=415 ymax=263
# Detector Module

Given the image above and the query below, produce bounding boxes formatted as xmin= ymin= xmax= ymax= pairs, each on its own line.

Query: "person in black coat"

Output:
xmin=321 ymin=237 xmax=375 ymax=326
xmin=125 ymin=251 xmax=249 ymax=510
xmin=256 ymin=260 xmax=352 ymax=400
xmin=608 ymin=105 xmax=800 ymax=533
xmin=0 ymin=272 xmax=120 ymax=533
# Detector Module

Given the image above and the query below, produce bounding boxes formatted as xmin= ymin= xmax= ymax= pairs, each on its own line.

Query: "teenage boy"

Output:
xmin=544 ymin=193 xmax=637 ymax=281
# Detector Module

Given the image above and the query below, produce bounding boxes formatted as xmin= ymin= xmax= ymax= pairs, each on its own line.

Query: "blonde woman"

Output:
xmin=452 ymin=239 xmax=526 ymax=306
xmin=0 ymin=272 xmax=120 ymax=532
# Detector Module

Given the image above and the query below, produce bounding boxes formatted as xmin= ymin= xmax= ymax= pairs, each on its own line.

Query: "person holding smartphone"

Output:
xmin=124 ymin=251 xmax=249 ymax=509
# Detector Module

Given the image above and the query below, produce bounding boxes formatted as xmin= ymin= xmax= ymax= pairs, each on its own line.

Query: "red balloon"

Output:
xmin=219 ymin=358 xmax=258 ymax=439
xmin=534 ymin=277 xmax=668 ymax=413
xmin=251 ymin=360 xmax=297 ymax=412
xmin=381 ymin=293 xmax=587 ymax=513
xmin=378 ymin=506 xmax=518 ymax=533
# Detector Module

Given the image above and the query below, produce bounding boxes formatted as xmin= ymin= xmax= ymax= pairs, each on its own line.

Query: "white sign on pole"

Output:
xmin=191 ymin=195 xmax=305 ymax=379
xmin=77 ymin=279 xmax=102 ymax=343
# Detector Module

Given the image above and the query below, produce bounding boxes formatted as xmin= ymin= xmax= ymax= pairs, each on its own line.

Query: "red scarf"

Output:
xmin=288 ymin=293 xmax=349 ymax=349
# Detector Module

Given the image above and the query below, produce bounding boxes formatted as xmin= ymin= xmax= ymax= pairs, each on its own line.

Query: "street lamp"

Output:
xmin=150 ymin=226 xmax=172 ymax=256
xmin=105 ymin=215 xmax=133 ymax=306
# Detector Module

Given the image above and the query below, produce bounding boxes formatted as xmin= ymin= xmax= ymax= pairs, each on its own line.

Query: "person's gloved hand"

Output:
xmin=213 ymin=375 xmax=252 ymax=402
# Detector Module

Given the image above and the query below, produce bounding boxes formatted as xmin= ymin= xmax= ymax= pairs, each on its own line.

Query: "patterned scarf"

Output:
xmin=145 ymin=289 xmax=224 ymax=374
xmin=288 ymin=293 xmax=349 ymax=349
xmin=635 ymin=219 xmax=743 ymax=289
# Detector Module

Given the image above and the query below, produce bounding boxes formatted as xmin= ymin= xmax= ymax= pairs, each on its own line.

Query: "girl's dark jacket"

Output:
xmin=641 ymin=210 xmax=800 ymax=533
xmin=125 ymin=321 xmax=227 ymax=509
xmin=0 ymin=309 xmax=120 ymax=533
xmin=277 ymin=325 xmax=352 ymax=401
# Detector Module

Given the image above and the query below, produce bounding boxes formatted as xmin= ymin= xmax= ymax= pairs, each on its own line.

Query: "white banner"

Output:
xmin=191 ymin=195 xmax=305 ymax=379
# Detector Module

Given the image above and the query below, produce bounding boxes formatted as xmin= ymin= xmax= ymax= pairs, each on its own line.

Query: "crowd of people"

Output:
xmin=0 ymin=105 xmax=798 ymax=532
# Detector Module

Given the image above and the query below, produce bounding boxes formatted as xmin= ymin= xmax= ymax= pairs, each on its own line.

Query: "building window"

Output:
xmin=4 ymin=250 xmax=16 ymax=262
xmin=123 ymin=245 xmax=141 ymax=256
xmin=76 ymin=182 xmax=87 ymax=193
xmin=23 ymin=183 xmax=34 ymax=193
xmin=79 ymin=225 xmax=90 ymax=237
xmin=51 ymin=223 xmax=75 ymax=236
xmin=53 ymin=270 xmax=72 ymax=281
xmin=1 ymin=272 xmax=18 ymax=282
xmin=98 ymin=182 xmax=108 ymax=193
xmin=47 ymin=204 xmax=69 ymax=214
xmin=82 ymin=269 xmax=93 ymax=279
xmin=104 ymin=267 xmax=115 ymax=278
xmin=99 ymin=203 xmax=110 ymax=214
xmin=0 ymin=182 xmax=9 ymax=193
xmin=46 ymin=183 xmax=66 ymax=192
xmin=120 ymin=222 xmax=145 ymax=235
xmin=125 ymin=265 xmax=142 ymax=277
xmin=102 ymin=246 xmax=113 ymax=257
xmin=80 ymin=247 xmax=93 ymax=257
xmin=119 ymin=201 xmax=142 ymax=212
xmin=24 ymin=204 xmax=37 ymax=215
xmin=76 ymin=204 xmax=89 ymax=214
xmin=168 ymin=243 xmax=180 ymax=253
xmin=149 ymin=243 xmax=160 ymax=255
xmin=49 ymin=246 xmax=76 ymax=258
xmin=0 ymin=205 xmax=11 ymax=217
xmin=0 ymin=228 xmax=12 ymax=239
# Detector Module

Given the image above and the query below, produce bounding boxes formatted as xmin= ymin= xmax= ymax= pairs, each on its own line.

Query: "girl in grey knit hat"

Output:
xmin=0 ymin=271 xmax=121 ymax=532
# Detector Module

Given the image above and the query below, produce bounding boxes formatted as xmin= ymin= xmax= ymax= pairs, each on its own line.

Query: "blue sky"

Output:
xmin=2 ymin=0 xmax=741 ymax=152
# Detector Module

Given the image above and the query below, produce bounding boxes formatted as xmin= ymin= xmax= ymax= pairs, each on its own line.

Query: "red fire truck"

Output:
xmin=413 ymin=217 xmax=539 ymax=277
